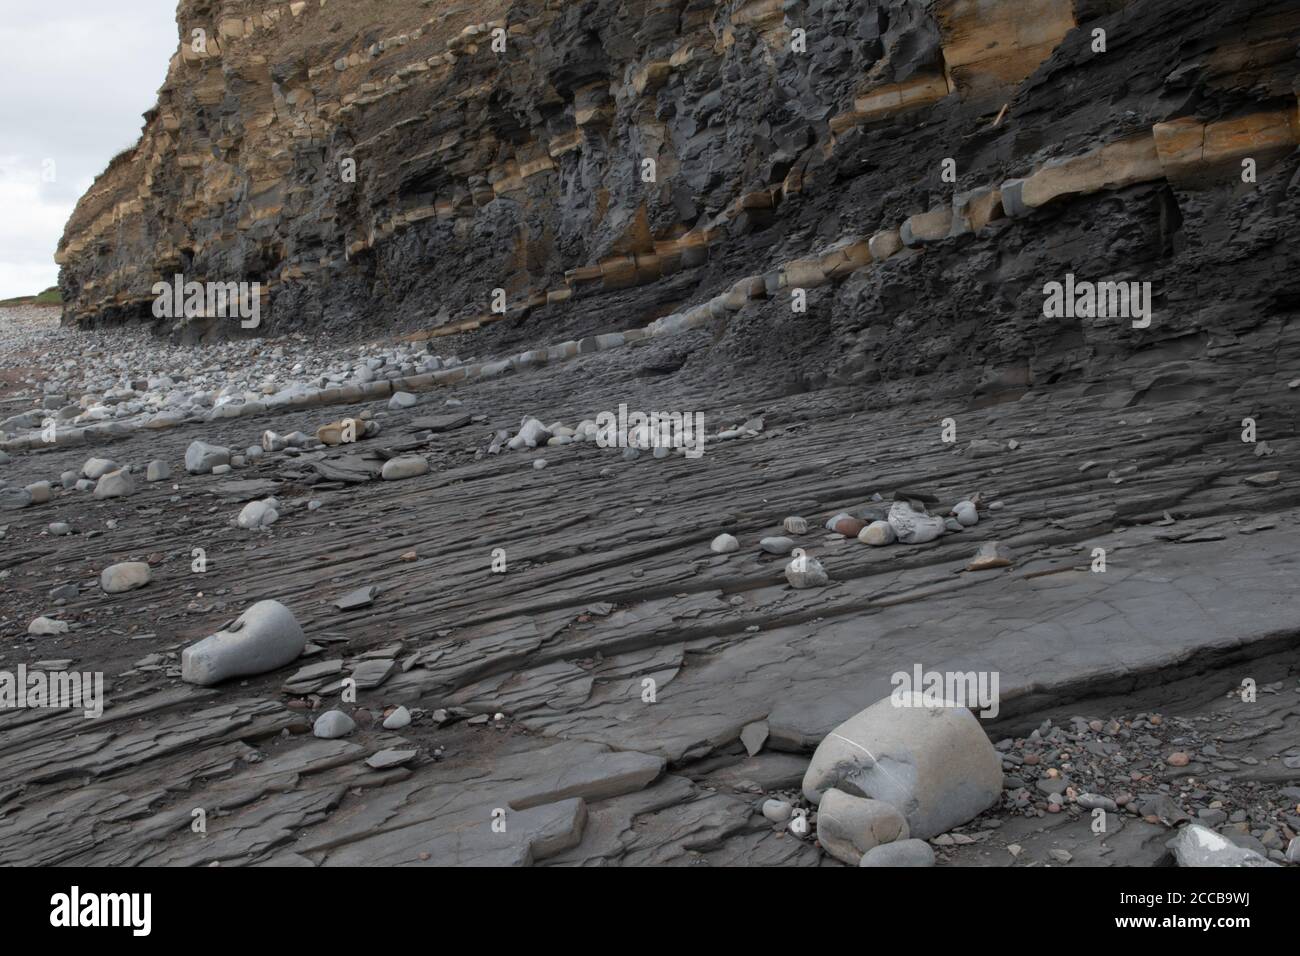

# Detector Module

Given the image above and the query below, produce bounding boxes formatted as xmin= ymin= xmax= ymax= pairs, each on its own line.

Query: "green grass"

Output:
xmin=0 ymin=287 xmax=62 ymax=307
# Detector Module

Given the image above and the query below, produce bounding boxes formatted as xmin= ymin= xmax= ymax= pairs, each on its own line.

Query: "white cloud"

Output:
xmin=0 ymin=1 xmax=178 ymax=300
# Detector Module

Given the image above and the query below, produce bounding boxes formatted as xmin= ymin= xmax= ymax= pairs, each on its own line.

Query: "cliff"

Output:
xmin=56 ymin=0 xmax=1300 ymax=400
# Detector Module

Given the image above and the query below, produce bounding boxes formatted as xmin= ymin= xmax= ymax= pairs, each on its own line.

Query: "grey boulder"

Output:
xmin=803 ymin=692 xmax=1002 ymax=839
xmin=181 ymin=599 xmax=306 ymax=686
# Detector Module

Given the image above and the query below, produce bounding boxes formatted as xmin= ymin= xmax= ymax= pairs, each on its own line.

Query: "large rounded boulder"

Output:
xmin=803 ymin=693 xmax=1002 ymax=839
xmin=181 ymin=600 xmax=305 ymax=686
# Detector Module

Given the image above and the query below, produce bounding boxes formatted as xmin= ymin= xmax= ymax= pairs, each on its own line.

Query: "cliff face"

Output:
xmin=57 ymin=0 xmax=1300 ymax=400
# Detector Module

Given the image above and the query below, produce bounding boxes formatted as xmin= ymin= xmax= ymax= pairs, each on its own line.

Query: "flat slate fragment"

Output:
xmin=407 ymin=413 xmax=471 ymax=432
xmin=333 ymin=585 xmax=379 ymax=611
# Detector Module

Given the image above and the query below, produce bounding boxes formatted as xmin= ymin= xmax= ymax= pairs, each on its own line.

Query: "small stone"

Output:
xmin=740 ymin=720 xmax=769 ymax=756
xmin=333 ymin=585 xmax=378 ymax=611
xmin=145 ymin=460 xmax=171 ymax=482
xmin=966 ymin=439 xmax=1002 ymax=458
xmin=533 ymin=459 xmax=547 ymax=470
xmin=185 ymin=441 xmax=230 ymax=474
xmin=1077 ymin=793 xmax=1117 ymax=812
xmin=785 ymin=553 xmax=829 ymax=588
xmin=1167 ymin=824 xmax=1278 ymax=867
xmin=93 ymin=468 xmax=136 ymax=499
xmin=760 ymin=536 xmax=794 ymax=555
xmin=967 ymin=541 xmax=1013 ymax=571
xmin=828 ymin=514 xmax=866 ymax=537
xmin=952 ymin=501 xmax=978 ymax=526
xmin=81 ymin=457 xmax=118 ymax=479
xmin=237 ymin=498 xmax=280 ymax=529
xmin=100 ymin=561 xmax=151 ymax=594
xmin=388 ymin=391 xmax=417 ymax=409
xmin=381 ymin=456 xmax=429 ymax=480
xmin=28 ymin=616 xmax=69 ymax=636
xmin=25 ymin=481 xmax=53 ymax=504
xmin=382 ymin=705 xmax=412 ymax=730
xmin=858 ymin=839 xmax=935 ymax=867
xmin=783 ymin=516 xmax=808 ymax=535
xmin=48 ymin=522 xmax=72 ymax=536
xmin=1167 ymin=751 xmax=1190 ymax=767
xmin=822 ymin=512 xmax=853 ymax=532
xmin=0 ymin=487 xmax=32 ymax=510
xmin=516 ymin=417 xmax=552 ymax=448
xmin=1242 ymin=471 xmax=1279 ymax=487
xmin=762 ymin=799 xmax=792 ymax=823
xmin=710 ymin=533 xmax=739 ymax=554
xmin=313 ymin=710 xmax=356 ymax=739
xmin=816 ymin=789 xmax=910 ymax=865
xmin=887 ymin=501 xmax=946 ymax=544
xmin=858 ymin=521 xmax=896 ymax=546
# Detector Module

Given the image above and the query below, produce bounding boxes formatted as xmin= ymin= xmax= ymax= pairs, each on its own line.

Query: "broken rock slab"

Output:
xmin=333 ymin=585 xmax=378 ymax=611
xmin=181 ymin=599 xmax=306 ymax=686
xmin=803 ymin=693 xmax=1002 ymax=839
xmin=407 ymin=412 xmax=471 ymax=433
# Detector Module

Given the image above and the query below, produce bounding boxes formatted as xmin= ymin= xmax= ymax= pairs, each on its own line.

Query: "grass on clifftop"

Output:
xmin=0 ymin=286 xmax=61 ymax=307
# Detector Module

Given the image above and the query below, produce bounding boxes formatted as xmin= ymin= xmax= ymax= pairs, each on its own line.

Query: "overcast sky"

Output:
xmin=0 ymin=1 xmax=178 ymax=300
